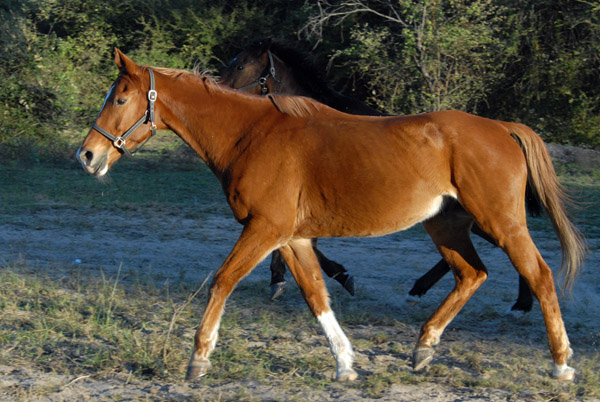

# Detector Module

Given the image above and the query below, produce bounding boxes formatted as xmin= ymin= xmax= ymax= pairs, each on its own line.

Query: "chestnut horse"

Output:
xmin=77 ymin=50 xmax=586 ymax=382
xmin=219 ymin=38 xmax=535 ymax=313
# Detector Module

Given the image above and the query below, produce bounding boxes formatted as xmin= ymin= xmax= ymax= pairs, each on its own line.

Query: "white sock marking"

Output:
xmin=317 ymin=310 xmax=354 ymax=376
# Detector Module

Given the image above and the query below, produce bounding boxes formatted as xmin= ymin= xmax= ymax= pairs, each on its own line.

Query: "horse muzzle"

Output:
xmin=76 ymin=146 xmax=109 ymax=177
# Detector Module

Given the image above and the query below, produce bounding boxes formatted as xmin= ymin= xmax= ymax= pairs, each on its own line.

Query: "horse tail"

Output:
xmin=506 ymin=122 xmax=587 ymax=293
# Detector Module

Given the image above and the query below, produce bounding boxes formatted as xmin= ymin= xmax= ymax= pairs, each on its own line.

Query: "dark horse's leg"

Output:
xmin=408 ymin=224 xmax=534 ymax=312
xmin=408 ymin=259 xmax=450 ymax=298
xmin=269 ymin=250 xmax=287 ymax=299
xmin=313 ymin=239 xmax=355 ymax=296
xmin=269 ymin=239 xmax=355 ymax=299
xmin=510 ymin=275 xmax=534 ymax=312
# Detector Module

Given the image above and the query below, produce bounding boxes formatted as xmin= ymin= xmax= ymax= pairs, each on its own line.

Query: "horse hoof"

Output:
xmin=337 ymin=368 xmax=358 ymax=382
xmin=506 ymin=303 xmax=532 ymax=315
xmin=412 ymin=347 xmax=435 ymax=371
xmin=553 ymin=364 xmax=575 ymax=381
xmin=404 ymin=294 xmax=421 ymax=305
xmin=343 ymin=276 xmax=355 ymax=296
xmin=504 ymin=307 xmax=527 ymax=317
xmin=185 ymin=359 xmax=211 ymax=381
xmin=270 ymin=281 xmax=286 ymax=300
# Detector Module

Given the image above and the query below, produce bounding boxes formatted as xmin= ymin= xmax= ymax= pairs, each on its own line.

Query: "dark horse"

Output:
xmin=77 ymin=50 xmax=585 ymax=381
xmin=219 ymin=38 xmax=535 ymax=312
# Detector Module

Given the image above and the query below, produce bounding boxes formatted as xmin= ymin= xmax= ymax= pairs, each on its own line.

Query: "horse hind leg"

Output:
xmin=471 ymin=224 xmax=535 ymax=313
xmin=279 ymin=239 xmax=357 ymax=382
xmin=406 ymin=223 xmax=493 ymax=302
xmin=508 ymin=275 xmax=534 ymax=313
xmin=499 ymin=233 xmax=574 ymax=380
xmin=460 ymin=194 xmax=574 ymax=379
xmin=414 ymin=207 xmax=488 ymax=370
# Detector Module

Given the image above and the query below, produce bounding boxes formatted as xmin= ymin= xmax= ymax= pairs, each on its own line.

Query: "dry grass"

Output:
xmin=0 ymin=262 xmax=598 ymax=401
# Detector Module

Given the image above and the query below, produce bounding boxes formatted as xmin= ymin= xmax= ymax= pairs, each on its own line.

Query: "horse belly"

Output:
xmin=296 ymin=183 xmax=455 ymax=238
xmin=346 ymin=193 xmax=453 ymax=237
xmin=366 ymin=193 xmax=451 ymax=236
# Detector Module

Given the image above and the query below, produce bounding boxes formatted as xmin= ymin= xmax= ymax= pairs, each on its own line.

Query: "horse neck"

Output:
xmin=271 ymin=60 xmax=313 ymax=98
xmin=157 ymin=74 xmax=266 ymax=176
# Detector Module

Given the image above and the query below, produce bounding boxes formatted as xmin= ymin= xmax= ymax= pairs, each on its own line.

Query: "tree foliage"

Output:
xmin=1 ymin=0 xmax=598 ymax=162
xmin=303 ymin=0 xmax=517 ymax=113
xmin=301 ymin=0 xmax=600 ymax=147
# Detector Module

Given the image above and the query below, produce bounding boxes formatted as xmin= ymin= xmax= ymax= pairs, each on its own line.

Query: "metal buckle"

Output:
xmin=114 ymin=137 xmax=126 ymax=148
xmin=148 ymin=89 xmax=157 ymax=102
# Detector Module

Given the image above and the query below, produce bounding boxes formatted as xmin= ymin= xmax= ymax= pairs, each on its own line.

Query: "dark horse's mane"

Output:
xmin=247 ymin=38 xmax=383 ymax=116
xmin=268 ymin=41 xmax=331 ymax=99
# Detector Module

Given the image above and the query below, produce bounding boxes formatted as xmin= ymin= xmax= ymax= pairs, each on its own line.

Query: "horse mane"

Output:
xmin=267 ymin=94 xmax=322 ymax=117
xmin=148 ymin=66 xmax=191 ymax=79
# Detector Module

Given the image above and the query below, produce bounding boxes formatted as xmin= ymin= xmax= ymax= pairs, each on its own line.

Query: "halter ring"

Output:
xmin=114 ymin=137 xmax=126 ymax=148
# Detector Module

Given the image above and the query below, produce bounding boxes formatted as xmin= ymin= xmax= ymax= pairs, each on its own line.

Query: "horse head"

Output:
xmin=219 ymin=38 xmax=278 ymax=95
xmin=77 ymin=49 xmax=162 ymax=177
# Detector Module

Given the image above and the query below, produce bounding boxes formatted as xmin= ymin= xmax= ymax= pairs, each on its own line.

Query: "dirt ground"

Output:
xmin=1 ymin=145 xmax=599 ymax=401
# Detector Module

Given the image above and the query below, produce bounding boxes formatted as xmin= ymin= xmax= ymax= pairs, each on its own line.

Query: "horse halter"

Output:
xmin=236 ymin=49 xmax=280 ymax=95
xmin=91 ymin=68 xmax=158 ymax=157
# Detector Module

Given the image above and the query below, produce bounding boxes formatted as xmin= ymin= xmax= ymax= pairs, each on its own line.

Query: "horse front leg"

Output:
xmin=279 ymin=239 xmax=357 ymax=382
xmin=186 ymin=218 xmax=282 ymax=380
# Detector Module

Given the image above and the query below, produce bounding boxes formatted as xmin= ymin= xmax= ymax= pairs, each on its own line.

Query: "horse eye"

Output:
xmin=115 ymin=98 xmax=127 ymax=106
xmin=237 ymin=65 xmax=244 ymax=71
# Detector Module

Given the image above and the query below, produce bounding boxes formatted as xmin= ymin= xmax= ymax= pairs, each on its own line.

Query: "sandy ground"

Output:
xmin=1 ymin=198 xmax=599 ymax=400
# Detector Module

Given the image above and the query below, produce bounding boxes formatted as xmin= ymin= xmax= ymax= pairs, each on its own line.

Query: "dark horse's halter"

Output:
xmin=91 ymin=68 xmax=157 ymax=157
xmin=236 ymin=49 xmax=280 ymax=95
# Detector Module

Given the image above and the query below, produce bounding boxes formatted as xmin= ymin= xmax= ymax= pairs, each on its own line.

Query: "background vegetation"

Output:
xmin=1 ymin=0 xmax=599 ymax=162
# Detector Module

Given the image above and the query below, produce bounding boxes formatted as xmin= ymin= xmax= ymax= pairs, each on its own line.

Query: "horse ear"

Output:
xmin=260 ymin=37 xmax=272 ymax=52
xmin=114 ymin=48 xmax=140 ymax=75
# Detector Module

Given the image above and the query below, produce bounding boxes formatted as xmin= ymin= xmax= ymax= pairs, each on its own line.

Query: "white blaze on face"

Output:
xmin=76 ymin=83 xmax=118 ymax=174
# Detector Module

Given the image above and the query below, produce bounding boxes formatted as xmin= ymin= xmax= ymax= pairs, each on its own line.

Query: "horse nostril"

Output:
xmin=84 ymin=150 xmax=94 ymax=163
xmin=85 ymin=151 xmax=94 ymax=162
xmin=78 ymin=148 xmax=94 ymax=165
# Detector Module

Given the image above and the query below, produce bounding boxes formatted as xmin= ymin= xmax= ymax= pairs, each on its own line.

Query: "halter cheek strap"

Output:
xmin=92 ymin=68 xmax=158 ymax=157
xmin=236 ymin=49 xmax=279 ymax=95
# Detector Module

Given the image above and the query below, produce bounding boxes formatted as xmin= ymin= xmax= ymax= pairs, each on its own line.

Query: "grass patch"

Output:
xmin=1 ymin=262 xmax=598 ymax=401
xmin=0 ymin=154 xmax=227 ymax=219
